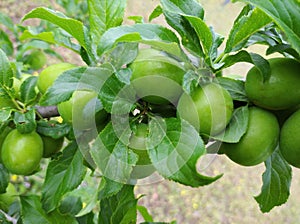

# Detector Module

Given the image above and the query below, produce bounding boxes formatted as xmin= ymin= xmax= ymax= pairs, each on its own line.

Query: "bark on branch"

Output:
xmin=35 ymin=105 xmax=59 ymax=118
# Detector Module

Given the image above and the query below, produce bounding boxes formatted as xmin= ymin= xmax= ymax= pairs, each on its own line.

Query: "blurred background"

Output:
xmin=1 ymin=0 xmax=300 ymax=223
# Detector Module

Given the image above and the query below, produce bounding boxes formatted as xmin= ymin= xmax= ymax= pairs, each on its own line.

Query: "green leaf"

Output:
xmin=98 ymin=177 xmax=124 ymax=200
xmin=98 ymin=184 xmax=138 ymax=224
xmin=40 ymin=66 xmax=113 ymax=106
xmin=0 ymin=163 xmax=9 ymax=194
xmin=160 ymin=0 xmax=205 ymax=56
xmin=76 ymin=212 xmax=95 ymax=224
xmin=67 ymin=173 xmax=99 ymax=217
xmin=19 ymin=30 xmax=81 ymax=54
xmin=21 ymin=195 xmax=52 ymax=224
xmin=149 ymin=5 xmax=163 ymax=22
xmin=99 ymin=73 xmax=136 ymax=114
xmin=221 ymin=50 xmax=270 ymax=81
xmin=183 ymin=15 xmax=214 ymax=57
xmin=137 ymin=205 xmax=154 ymax=223
xmin=42 ymin=142 xmax=86 ymax=213
xmin=90 ymin=121 xmax=138 ymax=183
xmin=97 ymin=23 xmax=185 ymax=60
xmin=217 ymin=77 xmax=248 ymax=102
xmin=36 ymin=120 xmax=71 ymax=139
xmin=0 ymin=48 xmax=13 ymax=88
xmin=182 ymin=70 xmax=199 ymax=94
xmin=20 ymin=76 xmax=38 ymax=105
xmin=58 ymin=196 xmax=82 ymax=216
xmin=20 ymin=195 xmax=78 ymax=224
xmin=20 ymin=30 xmax=57 ymax=44
xmin=109 ymin=43 xmax=138 ymax=69
xmin=13 ymin=108 xmax=36 ymax=134
xmin=88 ymin=0 xmax=126 ymax=45
xmin=225 ymin=5 xmax=272 ymax=53
xmin=254 ymin=147 xmax=292 ymax=213
xmin=0 ymin=108 xmax=12 ymax=123
xmin=0 ymin=29 xmax=13 ymax=56
xmin=148 ymin=117 xmax=222 ymax=187
xmin=234 ymin=0 xmax=300 ymax=55
xmin=0 ymin=212 xmax=12 ymax=224
xmin=0 ymin=12 xmax=15 ymax=32
xmin=213 ymin=106 xmax=249 ymax=143
xmin=22 ymin=7 xmax=88 ymax=51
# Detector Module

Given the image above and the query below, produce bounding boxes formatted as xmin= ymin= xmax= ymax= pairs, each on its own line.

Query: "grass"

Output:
xmin=1 ymin=0 xmax=300 ymax=223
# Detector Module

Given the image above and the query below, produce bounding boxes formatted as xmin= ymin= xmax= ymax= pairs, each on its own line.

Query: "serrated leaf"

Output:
xmin=88 ymin=0 xmax=126 ymax=46
xmin=0 ymin=48 xmax=13 ymax=88
xmin=20 ymin=76 xmax=38 ymax=105
xmin=183 ymin=15 xmax=213 ymax=57
xmin=0 ymin=163 xmax=9 ymax=194
xmin=20 ymin=195 xmax=78 ymax=224
xmin=40 ymin=66 xmax=113 ymax=106
xmin=235 ymin=0 xmax=300 ymax=55
xmin=98 ymin=177 xmax=124 ymax=200
xmin=98 ymin=184 xmax=137 ymax=224
xmin=213 ymin=106 xmax=249 ymax=143
xmin=222 ymin=50 xmax=270 ymax=81
xmin=19 ymin=30 xmax=81 ymax=55
xmin=254 ymin=147 xmax=292 ymax=213
xmin=148 ymin=117 xmax=222 ymax=187
xmin=225 ymin=5 xmax=272 ymax=53
xmin=99 ymin=73 xmax=136 ymax=114
xmin=36 ymin=120 xmax=71 ymax=139
xmin=0 ymin=29 xmax=13 ymax=56
xmin=22 ymin=7 xmax=88 ymax=51
xmin=41 ymin=142 xmax=86 ymax=213
xmin=160 ymin=0 xmax=204 ymax=57
xmin=97 ymin=23 xmax=185 ymax=60
xmin=182 ymin=70 xmax=199 ymax=94
xmin=109 ymin=42 xmax=138 ymax=69
xmin=90 ymin=121 xmax=138 ymax=183
xmin=217 ymin=77 xmax=248 ymax=102
xmin=13 ymin=108 xmax=36 ymax=134
xmin=20 ymin=195 xmax=52 ymax=224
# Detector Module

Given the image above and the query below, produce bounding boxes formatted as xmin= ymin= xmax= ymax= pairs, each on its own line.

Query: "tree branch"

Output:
xmin=35 ymin=105 xmax=59 ymax=118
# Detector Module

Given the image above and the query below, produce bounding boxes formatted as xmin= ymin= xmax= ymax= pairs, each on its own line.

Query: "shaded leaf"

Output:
xmin=0 ymin=29 xmax=13 ymax=56
xmin=20 ymin=76 xmax=38 ymax=105
xmin=217 ymin=77 xmax=248 ymax=102
xmin=213 ymin=106 xmax=249 ymax=143
xmin=90 ymin=121 xmax=138 ymax=183
xmin=42 ymin=142 xmax=86 ymax=213
xmin=221 ymin=50 xmax=270 ymax=81
xmin=0 ymin=163 xmax=9 ymax=194
xmin=98 ymin=184 xmax=137 ymax=224
xmin=255 ymin=147 xmax=292 ymax=213
xmin=148 ymin=117 xmax=222 ymax=187
xmin=13 ymin=108 xmax=36 ymax=134
xmin=235 ymin=0 xmax=300 ymax=55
